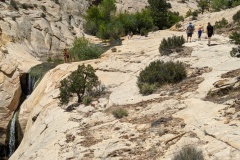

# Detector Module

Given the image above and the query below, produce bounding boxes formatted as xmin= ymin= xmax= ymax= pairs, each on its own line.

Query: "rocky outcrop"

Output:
xmin=0 ymin=0 xmax=91 ymax=58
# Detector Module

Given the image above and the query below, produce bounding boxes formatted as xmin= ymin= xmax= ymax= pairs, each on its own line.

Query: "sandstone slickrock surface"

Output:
xmin=11 ymin=26 xmax=240 ymax=159
xmin=1 ymin=1 xmax=240 ymax=160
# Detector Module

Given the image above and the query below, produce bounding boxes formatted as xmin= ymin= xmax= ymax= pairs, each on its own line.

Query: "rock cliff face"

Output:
xmin=0 ymin=0 xmax=91 ymax=58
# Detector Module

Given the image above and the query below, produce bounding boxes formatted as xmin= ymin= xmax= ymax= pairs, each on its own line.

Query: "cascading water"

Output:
xmin=27 ymin=74 xmax=38 ymax=96
xmin=8 ymin=112 xmax=17 ymax=157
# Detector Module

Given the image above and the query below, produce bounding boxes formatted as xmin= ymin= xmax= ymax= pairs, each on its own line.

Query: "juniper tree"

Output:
xmin=59 ymin=64 xmax=99 ymax=105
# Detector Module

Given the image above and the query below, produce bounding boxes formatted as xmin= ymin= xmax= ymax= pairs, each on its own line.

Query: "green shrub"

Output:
xmin=40 ymin=5 xmax=46 ymax=12
xmin=69 ymin=38 xmax=104 ymax=61
xmin=214 ymin=18 xmax=228 ymax=29
xmin=54 ymin=0 xmax=60 ymax=4
xmin=137 ymin=60 xmax=187 ymax=94
xmin=86 ymin=80 xmax=107 ymax=97
xmin=22 ymin=3 xmax=28 ymax=9
xmin=229 ymin=32 xmax=240 ymax=45
xmin=41 ymin=13 xmax=46 ymax=18
xmin=186 ymin=9 xmax=192 ymax=17
xmin=192 ymin=11 xmax=198 ymax=17
xmin=118 ymin=13 xmax=137 ymax=34
xmin=233 ymin=10 xmax=240 ymax=24
xmin=84 ymin=0 xmax=153 ymax=40
xmin=147 ymin=0 xmax=171 ymax=29
xmin=83 ymin=6 xmax=102 ymax=35
xmin=197 ymin=0 xmax=209 ymax=14
xmin=192 ymin=16 xmax=197 ymax=20
xmin=138 ymin=83 xmax=157 ymax=95
xmin=82 ymin=96 xmax=92 ymax=105
xmin=140 ymin=28 xmax=148 ymax=36
xmin=232 ymin=1 xmax=240 ymax=7
xmin=230 ymin=46 xmax=240 ymax=58
xmin=112 ymin=108 xmax=128 ymax=119
xmin=172 ymin=146 xmax=204 ymax=160
xmin=29 ymin=63 xmax=57 ymax=92
xmin=12 ymin=16 xmax=16 ymax=21
xmin=159 ymin=35 xmax=185 ymax=55
xmin=59 ymin=64 xmax=99 ymax=105
xmin=10 ymin=0 xmax=18 ymax=10
xmin=166 ymin=11 xmax=184 ymax=27
xmin=135 ymin=9 xmax=154 ymax=34
xmin=152 ymin=26 xmax=159 ymax=31
xmin=211 ymin=0 xmax=228 ymax=11
xmin=186 ymin=10 xmax=198 ymax=18
xmin=176 ymin=23 xmax=182 ymax=29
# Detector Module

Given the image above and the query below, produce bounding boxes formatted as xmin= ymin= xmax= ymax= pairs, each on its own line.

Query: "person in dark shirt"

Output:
xmin=207 ymin=22 xmax=214 ymax=45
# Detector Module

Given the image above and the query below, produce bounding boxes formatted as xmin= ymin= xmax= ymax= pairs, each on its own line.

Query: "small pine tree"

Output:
xmin=59 ymin=64 xmax=99 ymax=105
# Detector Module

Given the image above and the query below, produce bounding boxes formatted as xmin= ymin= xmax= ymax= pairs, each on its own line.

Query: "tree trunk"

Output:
xmin=77 ymin=94 xmax=82 ymax=103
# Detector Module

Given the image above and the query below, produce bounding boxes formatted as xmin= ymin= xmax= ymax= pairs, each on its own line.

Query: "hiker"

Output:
xmin=130 ymin=31 xmax=133 ymax=39
xmin=198 ymin=27 xmax=203 ymax=40
xmin=128 ymin=31 xmax=133 ymax=39
xmin=207 ymin=22 xmax=214 ymax=45
xmin=63 ymin=49 xmax=70 ymax=63
xmin=186 ymin=22 xmax=194 ymax=42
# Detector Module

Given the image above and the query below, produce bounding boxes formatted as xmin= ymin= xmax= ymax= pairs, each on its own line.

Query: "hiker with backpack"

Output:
xmin=186 ymin=22 xmax=194 ymax=42
xmin=207 ymin=22 xmax=214 ymax=46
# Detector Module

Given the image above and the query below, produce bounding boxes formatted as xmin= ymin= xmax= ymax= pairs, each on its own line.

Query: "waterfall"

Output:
xmin=8 ymin=112 xmax=17 ymax=156
xmin=27 ymin=74 xmax=37 ymax=96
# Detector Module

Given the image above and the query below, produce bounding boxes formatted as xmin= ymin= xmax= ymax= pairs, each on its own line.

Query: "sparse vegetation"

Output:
xmin=82 ymin=96 xmax=92 ymax=105
xmin=230 ymin=32 xmax=240 ymax=45
xmin=147 ymin=0 xmax=183 ymax=29
xmin=10 ymin=0 xmax=18 ymax=10
xmin=197 ymin=0 xmax=209 ymax=14
xmin=172 ymin=146 xmax=204 ymax=160
xmin=29 ymin=63 xmax=57 ymax=91
xmin=230 ymin=46 xmax=240 ymax=57
xmin=59 ymin=64 xmax=99 ymax=105
xmin=159 ymin=35 xmax=185 ymax=56
xmin=22 ymin=3 xmax=28 ymax=9
xmin=54 ymin=0 xmax=60 ymax=4
xmin=137 ymin=60 xmax=187 ymax=95
xmin=211 ymin=0 xmax=240 ymax=11
xmin=214 ymin=18 xmax=228 ymax=29
xmin=112 ymin=108 xmax=128 ymax=119
xmin=40 ymin=5 xmax=46 ymax=12
xmin=229 ymin=32 xmax=240 ymax=58
xmin=138 ymin=83 xmax=157 ymax=95
xmin=84 ymin=0 xmax=182 ymax=41
xmin=69 ymin=37 xmax=104 ymax=61
xmin=233 ymin=10 xmax=240 ymax=24
xmin=186 ymin=9 xmax=198 ymax=18
xmin=84 ymin=0 xmax=153 ymax=40
xmin=40 ymin=13 xmax=46 ymax=18
xmin=230 ymin=11 xmax=240 ymax=58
